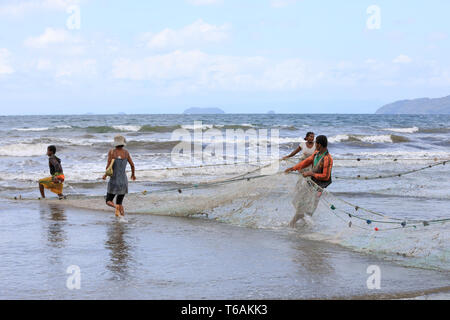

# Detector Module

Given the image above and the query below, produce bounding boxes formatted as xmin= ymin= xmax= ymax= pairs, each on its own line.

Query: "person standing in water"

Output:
xmin=102 ymin=135 xmax=136 ymax=217
xmin=284 ymin=135 xmax=333 ymax=227
xmin=282 ymin=132 xmax=315 ymax=161
xmin=39 ymin=145 xmax=65 ymax=200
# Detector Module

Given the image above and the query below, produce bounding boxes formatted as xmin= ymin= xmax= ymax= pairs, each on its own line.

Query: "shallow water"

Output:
xmin=0 ymin=200 xmax=448 ymax=300
xmin=1 ymin=114 xmax=449 ymax=298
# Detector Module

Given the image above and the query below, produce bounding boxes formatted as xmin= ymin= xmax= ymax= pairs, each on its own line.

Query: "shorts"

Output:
xmin=106 ymin=193 xmax=125 ymax=205
xmin=39 ymin=175 xmax=65 ymax=195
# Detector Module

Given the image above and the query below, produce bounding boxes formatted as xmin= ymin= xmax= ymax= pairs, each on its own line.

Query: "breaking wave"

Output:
xmin=383 ymin=127 xmax=419 ymax=134
xmin=329 ymin=134 xmax=410 ymax=144
xmin=0 ymin=143 xmax=50 ymax=157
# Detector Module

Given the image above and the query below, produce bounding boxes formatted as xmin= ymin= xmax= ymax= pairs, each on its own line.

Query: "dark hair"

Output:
xmin=315 ymin=135 xmax=328 ymax=148
xmin=304 ymin=132 xmax=314 ymax=141
xmin=47 ymin=145 xmax=56 ymax=154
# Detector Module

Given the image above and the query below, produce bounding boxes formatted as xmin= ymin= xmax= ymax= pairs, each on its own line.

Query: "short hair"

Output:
xmin=315 ymin=135 xmax=328 ymax=148
xmin=48 ymin=145 xmax=56 ymax=154
xmin=304 ymin=132 xmax=314 ymax=140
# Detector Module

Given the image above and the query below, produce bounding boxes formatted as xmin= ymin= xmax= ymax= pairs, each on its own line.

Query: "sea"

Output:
xmin=0 ymin=114 xmax=449 ymax=299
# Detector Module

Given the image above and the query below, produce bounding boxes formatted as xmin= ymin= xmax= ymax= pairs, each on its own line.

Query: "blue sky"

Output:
xmin=0 ymin=0 xmax=450 ymax=114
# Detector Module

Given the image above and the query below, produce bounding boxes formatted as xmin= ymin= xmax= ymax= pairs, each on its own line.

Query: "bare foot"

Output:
xmin=119 ymin=205 xmax=125 ymax=217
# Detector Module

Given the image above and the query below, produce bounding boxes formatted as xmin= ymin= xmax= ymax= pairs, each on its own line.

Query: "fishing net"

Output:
xmin=56 ymin=158 xmax=450 ymax=271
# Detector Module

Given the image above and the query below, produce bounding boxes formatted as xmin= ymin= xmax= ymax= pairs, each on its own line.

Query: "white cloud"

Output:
xmin=25 ymin=28 xmax=71 ymax=48
xmin=0 ymin=49 xmax=14 ymax=75
xmin=393 ymin=54 xmax=413 ymax=64
xmin=24 ymin=27 xmax=84 ymax=54
xmin=54 ymin=59 xmax=96 ymax=77
xmin=35 ymin=57 xmax=96 ymax=77
xmin=186 ymin=0 xmax=222 ymax=5
xmin=141 ymin=19 xmax=230 ymax=50
xmin=112 ymin=50 xmax=322 ymax=93
xmin=0 ymin=0 xmax=77 ymax=16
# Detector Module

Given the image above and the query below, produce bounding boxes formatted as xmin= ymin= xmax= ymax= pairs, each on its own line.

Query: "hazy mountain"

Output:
xmin=183 ymin=107 xmax=225 ymax=114
xmin=376 ymin=95 xmax=450 ymax=114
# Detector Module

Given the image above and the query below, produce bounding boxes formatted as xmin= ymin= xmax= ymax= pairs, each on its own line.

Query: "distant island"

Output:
xmin=376 ymin=95 xmax=450 ymax=114
xmin=183 ymin=107 xmax=225 ymax=114
xmin=267 ymin=110 xmax=276 ymax=114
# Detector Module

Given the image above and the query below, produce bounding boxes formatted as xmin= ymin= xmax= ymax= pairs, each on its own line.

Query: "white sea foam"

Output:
xmin=14 ymin=125 xmax=72 ymax=131
xmin=360 ymin=134 xmax=395 ymax=143
xmin=383 ymin=127 xmax=419 ymax=134
xmin=329 ymin=134 xmax=402 ymax=144
xmin=328 ymin=134 xmax=351 ymax=143
xmin=112 ymin=125 xmax=142 ymax=132
xmin=14 ymin=127 xmax=49 ymax=132
xmin=0 ymin=143 xmax=48 ymax=157
xmin=181 ymin=124 xmax=214 ymax=130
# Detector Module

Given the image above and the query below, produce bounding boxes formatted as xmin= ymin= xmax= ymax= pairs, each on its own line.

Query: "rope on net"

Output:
xmin=131 ymin=158 xmax=449 ymax=231
xmin=54 ymin=156 xmax=450 ymax=232
xmin=332 ymin=160 xmax=448 ymax=180
xmin=94 ymin=159 xmax=274 ymax=175
xmin=93 ymin=157 xmax=450 ymax=175
xmin=301 ymin=177 xmax=450 ymax=232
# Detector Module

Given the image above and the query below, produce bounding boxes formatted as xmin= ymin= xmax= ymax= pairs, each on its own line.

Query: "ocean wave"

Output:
xmin=0 ymin=143 xmax=50 ymax=157
xmin=139 ymin=125 xmax=182 ymax=132
xmin=353 ymin=150 xmax=450 ymax=159
xmin=383 ymin=127 xmax=419 ymax=134
xmin=125 ymin=140 xmax=181 ymax=150
xmin=419 ymin=127 xmax=450 ymax=134
xmin=112 ymin=125 xmax=142 ymax=132
xmin=79 ymin=124 xmax=260 ymax=133
xmin=13 ymin=125 xmax=72 ymax=131
xmin=14 ymin=127 xmax=50 ymax=132
xmin=329 ymin=134 xmax=409 ymax=144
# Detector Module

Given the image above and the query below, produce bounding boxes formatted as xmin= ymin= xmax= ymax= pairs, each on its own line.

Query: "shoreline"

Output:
xmin=1 ymin=200 xmax=448 ymax=299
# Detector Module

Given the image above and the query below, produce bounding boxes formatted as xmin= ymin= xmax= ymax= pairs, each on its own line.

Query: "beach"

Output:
xmin=1 ymin=200 xmax=449 ymax=300
xmin=0 ymin=114 xmax=449 ymax=299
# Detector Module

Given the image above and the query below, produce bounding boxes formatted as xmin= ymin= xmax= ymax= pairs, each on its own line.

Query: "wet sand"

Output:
xmin=0 ymin=200 xmax=449 ymax=299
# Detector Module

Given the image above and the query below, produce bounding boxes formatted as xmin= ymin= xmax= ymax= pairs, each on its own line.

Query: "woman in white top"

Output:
xmin=282 ymin=132 xmax=315 ymax=161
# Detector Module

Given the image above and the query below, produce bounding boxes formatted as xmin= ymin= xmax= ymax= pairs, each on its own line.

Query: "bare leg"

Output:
xmin=106 ymin=200 xmax=121 ymax=217
xmin=289 ymin=212 xmax=304 ymax=227
xmin=106 ymin=200 xmax=115 ymax=208
xmin=119 ymin=205 xmax=125 ymax=216
xmin=39 ymin=183 xmax=45 ymax=198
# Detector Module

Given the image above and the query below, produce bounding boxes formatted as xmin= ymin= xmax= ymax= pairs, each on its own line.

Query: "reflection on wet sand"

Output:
xmin=105 ymin=221 xmax=133 ymax=280
xmin=39 ymin=203 xmax=67 ymax=248
xmin=289 ymin=234 xmax=334 ymax=277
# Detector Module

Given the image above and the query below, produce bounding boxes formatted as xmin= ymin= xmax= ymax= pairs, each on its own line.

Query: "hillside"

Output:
xmin=376 ymin=95 xmax=450 ymax=114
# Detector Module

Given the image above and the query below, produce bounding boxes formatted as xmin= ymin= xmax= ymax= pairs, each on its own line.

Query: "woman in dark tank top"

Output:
xmin=102 ymin=135 xmax=136 ymax=217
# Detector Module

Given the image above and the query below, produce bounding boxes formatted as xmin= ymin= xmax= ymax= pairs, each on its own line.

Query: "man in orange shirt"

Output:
xmin=285 ymin=135 xmax=333 ymax=227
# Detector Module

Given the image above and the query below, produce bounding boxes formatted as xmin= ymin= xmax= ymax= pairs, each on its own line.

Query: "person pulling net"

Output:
xmin=285 ymin=135 xmax=333 ymax=227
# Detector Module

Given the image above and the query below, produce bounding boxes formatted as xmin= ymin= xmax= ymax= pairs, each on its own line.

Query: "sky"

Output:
xmin=0 ymin=0 xmax=450 ymax=115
